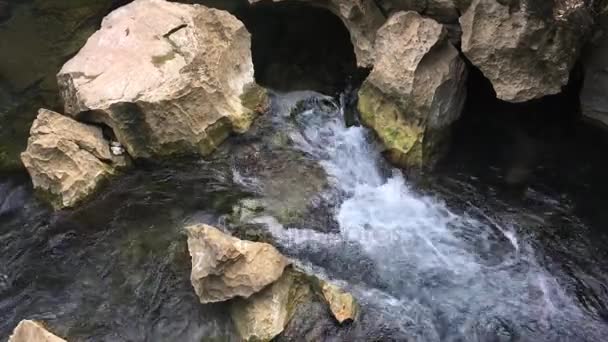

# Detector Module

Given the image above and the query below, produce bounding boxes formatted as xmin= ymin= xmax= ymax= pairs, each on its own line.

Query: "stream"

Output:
xmin=1 ymin=91 xmax=608 ymax=341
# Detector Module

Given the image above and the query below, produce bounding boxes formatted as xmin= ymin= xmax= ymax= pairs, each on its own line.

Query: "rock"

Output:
xmin=581 ymin=9 xmax=608 ymax=127
xmin=8 ymin=320 xmax=66 ymax=342
xmin=58 ymin=0 xmax=268 ymax=160
xmin=20 ymin=109 xmax=127 ymax=209
xmin=358 ymin=11 xmax=467 ymax=171
xmin=186 ymin=224 xmax=289 ymax=303
xmin=248 ymin=0 xmax=385 ymax=67
xmin=320 ymin=281 xmax=358 ymax=324
xmin=0 ymin=0 xmax=114 ymax=170
xmin=230 ymin=268 xmax=313 ymax=342
xmin=460 ymin=0 xmax=594 ymax=102
xmin=378 ymin=0 xmax=472 ymax=23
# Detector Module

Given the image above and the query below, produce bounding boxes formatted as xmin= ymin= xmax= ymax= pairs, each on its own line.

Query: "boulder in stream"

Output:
xmin=358 ymin=11 xmax=467 ymax=172
xmin=460 ymin=0 xmax=594 ymax=102
xmin=581 ymin=7 xmax=608 ymax=128
xmin=186 ymin=224 xmax=289 ymax=303
xmin=58 ymin=0 xmax=268 ymax=160
xmin=8 ymin=320 xmax=66 ymax=342
xmin=20 ymin=109 xmax=127 ymax=210
xmin=319 ymin=280 xmax=359 ymax=324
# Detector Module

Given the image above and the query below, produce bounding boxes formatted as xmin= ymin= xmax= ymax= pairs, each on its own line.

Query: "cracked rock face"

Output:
xmin=8 ymin=320 xmax=65 ymax=342
xmin=20 ymin=109 xmax=126 ymax=210
xmin=358 ymin=11 xmax=467 ymax=172
xmin=186 ymin=224 xmax=289 ymax=304
xmin=460 ymin=0 xmax=593 ymax=102
xmin=58 ymin=0 xmax=268 ymax=160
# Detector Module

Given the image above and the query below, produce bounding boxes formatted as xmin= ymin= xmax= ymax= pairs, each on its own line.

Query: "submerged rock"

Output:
xmin=248 ymin=0 xmax=385 ymax=67
xmin=460 ymin=0 xmax=593 ymax=102
xmin=8 ymin=320 xmax=66 ymax=342
xmin=20 ymin=109 xmax=127 ymax=209
xmin=581 ymin=8 xmax=608 ymax=128
xmin=58 ymin=0 xmax=268 ymax=160
xmin=358 ymin=11 xmax=467 ymax=172
xmin=186 ymin=224 xmax=289 ymax=303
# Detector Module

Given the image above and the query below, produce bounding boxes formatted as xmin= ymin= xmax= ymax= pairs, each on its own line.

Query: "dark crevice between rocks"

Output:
xmin=440 ymin=60 xmax=608 ymax=227
xmin=233 ymin=1 xmax=365 ymax=96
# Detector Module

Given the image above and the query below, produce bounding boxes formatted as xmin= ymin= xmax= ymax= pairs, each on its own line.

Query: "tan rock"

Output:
xmin=248 ymin=0 xmax=385 ymax=67
xmin=8 ymin=320 xmax=66 ymax=342
xmin=186 ymin=224 xmax=289 ymax=303
xmin=320 ymin=281 xmax=358 ymax=324
xmin=20 ymin=109 xmax=126 ymax=209
xmin=58 ymin=0 xmax=267 ymax=159
xmin=460 ymin=0 xmax=593 ymax=102
xmin=358 ymin=11 xmax=466 ymax=171
xmin=230 ymin=268 xmax=312 ymax=342
xmin=378 ymin=0 xmax=472 ymax=23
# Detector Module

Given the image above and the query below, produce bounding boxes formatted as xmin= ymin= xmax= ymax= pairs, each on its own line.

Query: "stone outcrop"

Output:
xmin=581 ymin=8 xmax=608 ymax=128
xmin=230 ymin=268 xmax=313 ymax=341
xmin=186 ymin=224 xmax=289 ymax=303
xmin=0 ymin=0 xmax=114 ymax=170
xmin=460 ymin=0 xmax=593 ymax=102
xmin=58 ymin=0 xmax=268 ymax=160
xmin=8 ymin=320 xmax=66 ymax=342
xmin=320 ymin=281 xmax=358 ymax=323
xmin=20 ymin=109 xmax=127 ymax=210
xmin=358 ymin=11 xmax=467 ymax=171
xmin=248 ymin=0 xmax=385 ymax=67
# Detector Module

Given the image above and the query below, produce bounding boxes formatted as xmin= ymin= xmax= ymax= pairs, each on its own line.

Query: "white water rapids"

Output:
xmin=233 ymin=91 xmax=608 ymax=341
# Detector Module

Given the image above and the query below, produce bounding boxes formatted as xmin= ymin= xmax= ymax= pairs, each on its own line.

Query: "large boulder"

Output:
xmin=358 ymin=11 xmax=467 ymax=171
xmin=186 ymin=224 xmax=289 ymax=303
xmin=581 ymin=8 xmax=608 ymax=128
xmin=460 ymin=0 xmax=594 ymax=102
xmin=8 ymin=320 xmax=66 ymax=342
xmin=248 ymin=0 xmax=385 ymax=67
xmin=378 ymin=0 xmax=472 ymax=23
xmin=20 ymin=109 xmax=127 ymax=209
xmin=58 ymin=0 xmax=268 ymax=160
xmin=0 ymin=0 xmax=115 ymax=170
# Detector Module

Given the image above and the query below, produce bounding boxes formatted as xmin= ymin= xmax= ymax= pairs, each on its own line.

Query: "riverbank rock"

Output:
xmin=358 ymin=11 xmax=467 ymax=172
xmin=58 ymin=0 xmax=268 ymax=160
xmin=0 ymin=0 xmax=114 ymax=170
xmin=378 ymin=0 xmax=472 ymax=23
xmin=186 ymin=224 xmax=289 ymax=303
xmin=230 ymin=268 xmax=313 ymax=341
xmin=8 ymin=320 xmax=66 ymax=342
xmin=581 ymin=8 xmax=608 ymax=128
xmin=460 ymin=0 xmax=594 ymax=102
xmin=20 ymin=109 xmax=127 ymax=210
xmin=248 ymin=0 xmax=385 ymax=67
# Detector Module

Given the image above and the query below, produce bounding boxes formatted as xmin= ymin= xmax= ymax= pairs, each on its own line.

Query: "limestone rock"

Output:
xmin=8 ymin=320 xmax=66 ymax=342
xmin=460 ymin=0 xmax=593 ymax=102
xmin=186 ymin=224 xmax=289 ymax=303
xmin=581 ymin=9 xmax=608 ymax=128
xmin=320 ymin=281 xmax=358 ymax=324
xmin=248 ymin=0 xmax=385 ymax=67
xmin=20 ymin=109 xmax=127 ymax=209
xmin=358 ymin=11 xmax=467 ymax=171
xmin=58 ymin=0 xmax=268 ymax=160
xmin=378 ymin=0 xmax=472 ymax=23
xmin=230 ymin=268 xmax=313 ymax=342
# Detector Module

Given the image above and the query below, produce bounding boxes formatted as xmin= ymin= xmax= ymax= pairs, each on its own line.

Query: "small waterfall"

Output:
xmin=240 ymin=90 xmax=608 ymax=341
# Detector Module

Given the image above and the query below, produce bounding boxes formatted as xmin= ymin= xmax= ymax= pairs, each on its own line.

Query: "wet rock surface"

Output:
xmin=358 ymin=11 xmax=467 ymax=172
xmin=581 ymin=8 xmax=608 ymax=128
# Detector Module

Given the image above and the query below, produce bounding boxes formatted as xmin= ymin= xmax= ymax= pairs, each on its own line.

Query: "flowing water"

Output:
xmin=1 ymin=91 xmax=608 ymax=341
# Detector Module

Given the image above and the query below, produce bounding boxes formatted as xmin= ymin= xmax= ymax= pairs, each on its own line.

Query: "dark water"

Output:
xmin=1 ymin=91 xmax=608 ymax=341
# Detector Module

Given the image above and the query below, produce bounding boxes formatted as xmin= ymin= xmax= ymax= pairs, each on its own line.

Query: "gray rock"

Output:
xmin=581 ymin=9 xmax=608 ymax=128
